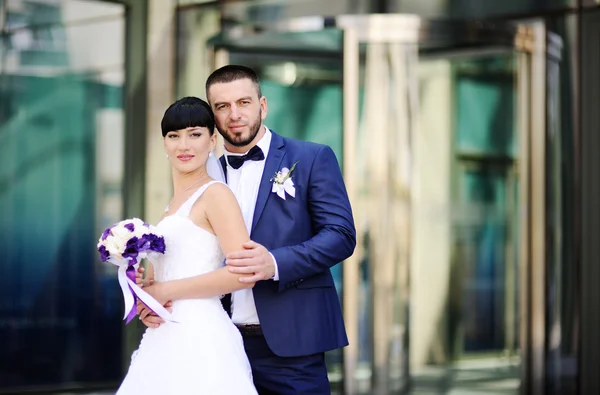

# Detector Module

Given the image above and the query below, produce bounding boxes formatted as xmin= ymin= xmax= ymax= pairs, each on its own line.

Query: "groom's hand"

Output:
xmin=138 ymin=300 xmax=173 ymax=328
xmin=135 ymin=265 xmax=154 ymax=288
xmin=226 ymin=240 xmax=275 ymax=283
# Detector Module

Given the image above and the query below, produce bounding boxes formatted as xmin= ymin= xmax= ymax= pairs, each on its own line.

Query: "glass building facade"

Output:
xmin=2 ymin=0 xmax=600 ymax=394
xmin=0 ymin=0 xmax=126 ymax=392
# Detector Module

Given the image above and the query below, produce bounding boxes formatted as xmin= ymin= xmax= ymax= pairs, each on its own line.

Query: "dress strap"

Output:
xmin=176 ymin=180 xmax=225 ymax=217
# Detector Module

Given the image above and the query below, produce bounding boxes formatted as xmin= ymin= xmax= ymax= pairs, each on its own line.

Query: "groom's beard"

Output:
xmin=219 ymin=110 xmax=262 ymax=148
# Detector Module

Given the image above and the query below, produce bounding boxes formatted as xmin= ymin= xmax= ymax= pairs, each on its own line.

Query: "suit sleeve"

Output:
xmin=270 ymin=145 xmax=356 ymax=292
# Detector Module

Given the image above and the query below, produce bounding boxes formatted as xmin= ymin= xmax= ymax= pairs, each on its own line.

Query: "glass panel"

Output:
xmin=209 ymin=29 xmax=342 ymax=55
xmin=3 ymin=0 xmax=123 ymax=29
xmin=0 ymin=0 xmax=125 ymax=391
xmin=453 ymin=56 xmax=518 ymax=360
xmin=412 ymin=52 xmax=521 ymax=394
xmin=176 ymin=4 xmax=220 ymax=98
xmin=219 ymin=0 xmax=371 ymax=26
xmin=352 ymin=41 xmax=416 ymax=395
xmin=355 ymin=43 xmax=523 ymax=393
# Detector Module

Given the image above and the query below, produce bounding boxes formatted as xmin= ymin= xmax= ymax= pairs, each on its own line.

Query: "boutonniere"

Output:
xmin=271 ymin=161 xmax=298 ymax=200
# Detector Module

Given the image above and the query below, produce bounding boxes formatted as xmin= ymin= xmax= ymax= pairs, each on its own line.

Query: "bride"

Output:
xmin=116 ymin=97 xmax=257 ymax=394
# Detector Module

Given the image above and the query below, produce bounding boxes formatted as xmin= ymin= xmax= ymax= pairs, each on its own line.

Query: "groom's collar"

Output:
xmin=255 ymin=126 xmax=273 ymax=156
xmin=219 ymin=127 xmax=284 ymax=176
xmin=223 ymin=126 xmax=273 ymax=168
xmin=268 ymin=128 xmax=285 ymax=150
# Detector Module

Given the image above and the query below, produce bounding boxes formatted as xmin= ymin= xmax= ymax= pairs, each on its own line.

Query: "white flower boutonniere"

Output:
xmin=271 ymin=161 xmax=298 ymax=200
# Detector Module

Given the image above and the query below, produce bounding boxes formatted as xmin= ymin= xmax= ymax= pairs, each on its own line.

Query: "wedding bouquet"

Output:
xmin=97 ymin=218 xmax=176 ymax=324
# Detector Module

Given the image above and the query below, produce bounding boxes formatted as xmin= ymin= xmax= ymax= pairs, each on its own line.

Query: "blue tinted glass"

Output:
xmin=0 ymin=1 xmax=126 ymax=391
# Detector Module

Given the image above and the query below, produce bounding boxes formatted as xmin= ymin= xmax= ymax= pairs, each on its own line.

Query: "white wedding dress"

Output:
xmin=117 ymin=181 xmax=257 ymax=395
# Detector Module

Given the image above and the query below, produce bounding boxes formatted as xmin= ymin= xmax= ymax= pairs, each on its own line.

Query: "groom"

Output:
xmin=146 ymin=65 xmax=356 ymax=394
xmin=210 ymin=65 xmax=356 ymax=394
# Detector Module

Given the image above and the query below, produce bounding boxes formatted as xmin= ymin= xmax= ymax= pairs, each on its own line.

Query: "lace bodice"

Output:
xmin=150 ymin=181 xmax=224 ymax=283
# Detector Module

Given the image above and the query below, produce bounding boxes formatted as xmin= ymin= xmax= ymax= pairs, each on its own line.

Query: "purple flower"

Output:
xmin=122 ymin=237 xmax=140 ymax=260
xmin=135 ymin=234 xmax=166 ymax=254
xmin=151 ymin=236 xmax=166 ymax=254
xmin=124 ymin=223 xmax=135 ymax=232
xmin=98 ymin=245 xmax=110 ymax=262
xmin=136 ymin=234 xmax=153 ymax=251
xmin=101 ymin=227 xmax=112 ymax=241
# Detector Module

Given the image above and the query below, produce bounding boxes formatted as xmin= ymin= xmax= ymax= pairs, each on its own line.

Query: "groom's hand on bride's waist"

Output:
xmin=226 ymin=240 xmax=277 ymax=284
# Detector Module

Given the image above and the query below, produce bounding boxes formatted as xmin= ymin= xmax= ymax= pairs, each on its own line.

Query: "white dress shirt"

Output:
xmin=224 ymin=127 xmax=278 ymax=325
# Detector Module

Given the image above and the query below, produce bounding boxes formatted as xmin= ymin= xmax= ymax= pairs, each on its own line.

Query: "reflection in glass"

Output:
xmin=176 ymin=5 xmax=220 ymax=98
xmin=0 ymin=1 xmax=125 ymax=391
xmin=353 ymin=41 xmax=417 ymax=395
xmin=452 ymin=56 xmax=519 ymax=360
xmin=354 ymin=47 xmax=523 ymax=393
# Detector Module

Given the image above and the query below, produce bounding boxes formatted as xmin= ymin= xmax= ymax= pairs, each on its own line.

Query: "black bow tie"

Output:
xmin=227 ymin=145 xmax=265 ymax=169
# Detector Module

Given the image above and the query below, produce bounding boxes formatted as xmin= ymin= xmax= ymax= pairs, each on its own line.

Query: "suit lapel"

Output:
xmin=251 ymin=132 xmax=285 ymax=232
xmin=219 ymin=155 xmax=228 ymax=182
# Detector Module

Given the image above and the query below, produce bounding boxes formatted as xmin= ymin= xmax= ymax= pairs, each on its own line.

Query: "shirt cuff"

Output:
xmin=270 ymin=252 xmax=279 ymax=281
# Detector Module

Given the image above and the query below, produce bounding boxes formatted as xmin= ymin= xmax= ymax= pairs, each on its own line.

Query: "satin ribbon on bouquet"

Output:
xmin=109 ymin=258 xmax=178 ymax=324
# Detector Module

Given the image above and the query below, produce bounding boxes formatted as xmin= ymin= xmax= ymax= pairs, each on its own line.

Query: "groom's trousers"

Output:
xmin=239 ymin=326 xmax=330 ymax=395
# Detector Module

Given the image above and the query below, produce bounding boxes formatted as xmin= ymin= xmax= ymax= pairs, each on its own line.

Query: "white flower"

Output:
xmin=104 ymin=235 xmax=124 ymax=258
xmin=111 ymin=224 xmax=132 ymax=242
xmin=131 ymin=218 xmax=145 ymax=226
xmin=130 ymin=218 xmax=149 ymax=238
xmin=271 ymin=162 xmax=298 ymax=200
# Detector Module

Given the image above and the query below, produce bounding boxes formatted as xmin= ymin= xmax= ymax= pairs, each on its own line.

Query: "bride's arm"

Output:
xmin=148 ymin=183 xmax=254 ymax=303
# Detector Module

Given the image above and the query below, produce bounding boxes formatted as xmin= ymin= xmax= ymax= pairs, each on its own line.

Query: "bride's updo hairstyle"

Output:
xmin=161 ymin=96 xmax=215 ymax=137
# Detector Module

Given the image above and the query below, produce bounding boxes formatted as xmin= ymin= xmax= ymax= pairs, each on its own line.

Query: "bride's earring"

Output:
xmin=208 ymin=150 xmax=213 ymax=158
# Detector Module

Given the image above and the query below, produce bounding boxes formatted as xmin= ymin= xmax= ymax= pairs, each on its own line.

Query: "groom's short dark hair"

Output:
xmin=205 ymin=65 xmax=262 ymax=100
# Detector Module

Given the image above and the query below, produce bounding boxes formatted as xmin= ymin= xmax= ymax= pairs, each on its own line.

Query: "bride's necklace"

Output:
xmin=164 ymin=174 xmax=209 ymax=213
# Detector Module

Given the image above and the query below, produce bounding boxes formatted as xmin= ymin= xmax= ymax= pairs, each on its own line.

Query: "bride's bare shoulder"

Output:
xmin=203 ymin=181 xmax=233 ymax=197
xmin=201 ymin=181 xmax=238 ymax=208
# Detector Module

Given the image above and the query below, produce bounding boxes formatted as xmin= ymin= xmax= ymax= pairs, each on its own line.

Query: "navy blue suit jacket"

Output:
xmin=220 ymin=131 xmax=356 ymax=357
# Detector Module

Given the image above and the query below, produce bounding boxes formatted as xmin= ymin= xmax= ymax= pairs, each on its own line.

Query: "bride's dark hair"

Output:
xmin=161 ymin=96 xmax=215 ymax=137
